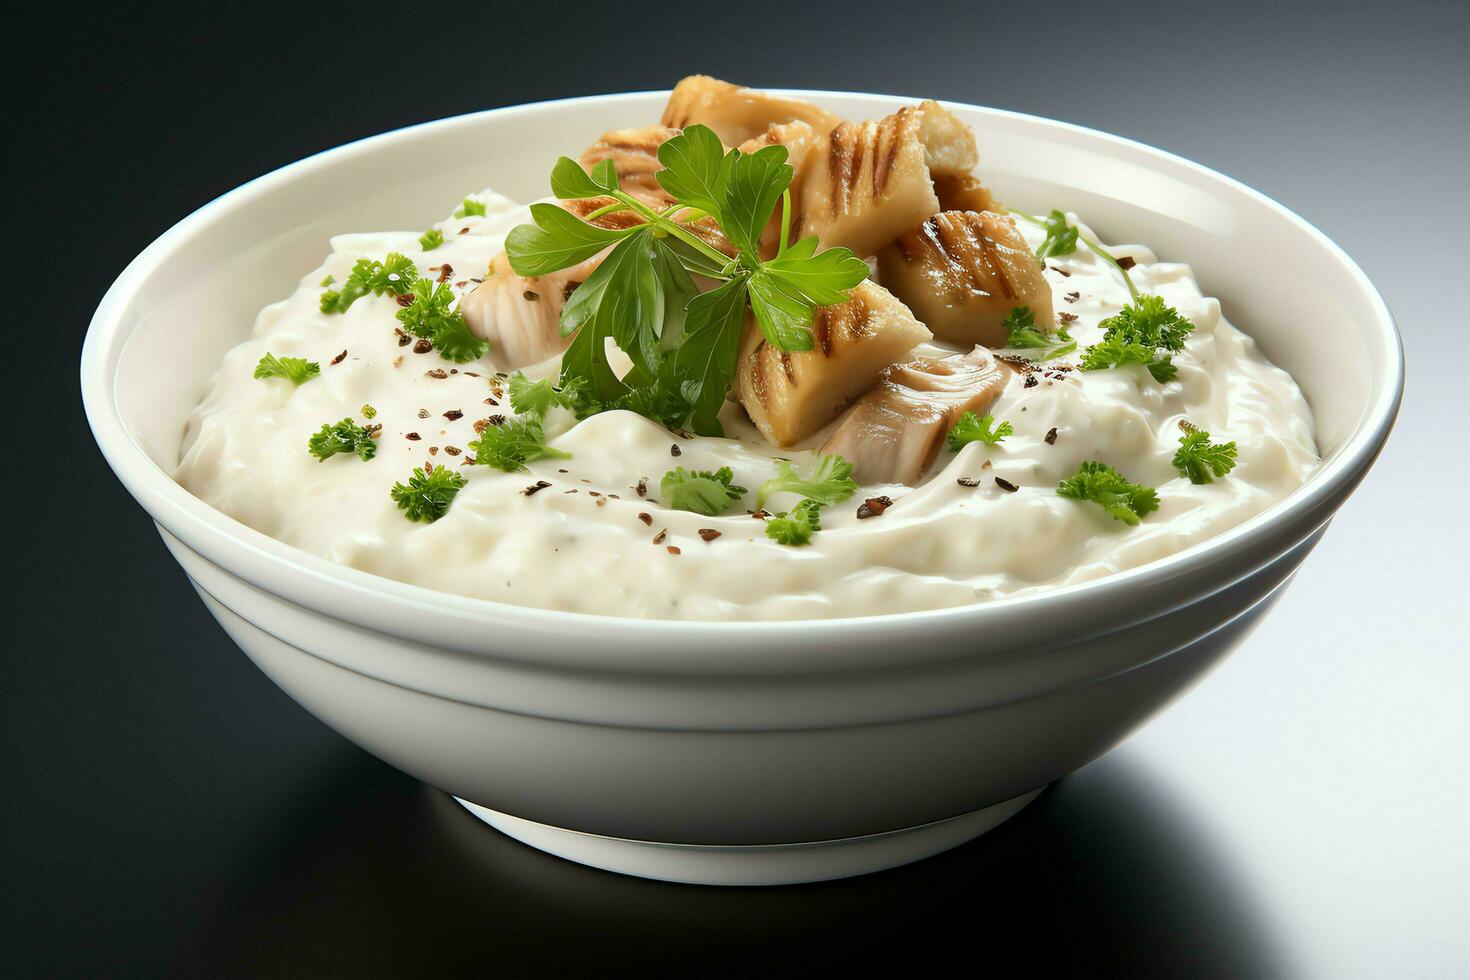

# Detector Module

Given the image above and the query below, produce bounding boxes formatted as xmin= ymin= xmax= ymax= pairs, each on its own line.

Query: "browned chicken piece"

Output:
xmin=737 ymin=120 xmax=820 ymax=257
xmin=934 ymin=174 xmax=1000 ymax=214
xmin=820 ymin=346 xmax=1010 ymax=485
xmin=737 ymin=280 xmax=931 ymax=447
xmin=577 ymin=125 xmax=680 ymax=209
xmin=661 ymin=75 xmax=842 ymax=147
xmin=789 ymin=101 xmax=979 ymax=259
xmin=875 ymin=210 xmax=1053 ymax=348
xmin=459 ymin=250 xmax=602 ymax=370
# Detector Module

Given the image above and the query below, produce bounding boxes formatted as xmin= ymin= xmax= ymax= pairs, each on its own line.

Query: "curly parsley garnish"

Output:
xmin=508 ymin=372 xmax=581 ymax=417
xmin=454 ymin=197 xmax=487 ymax=218
xmin=253 ymin=353 xmax=320 ymax=385
xmin=947 ymin=412 xmax=1013 ymax=451
xmin=308 ymin=419 xmax=378 ymax=462
xmin=419 ymin=228 xmax=444 ymax=251
xmin=661 ymin=466 xmax=747 ymax=516
xmin=1009 ymin=208 xmax=1140 ymax=302
xmin=468 ymin=416 xmax=570 ymax=472
xmin=755 ymin=453 xmax=857 ymax=509
xmin=1001 ymin=306 xmax=1076 ymax=361
xmin=1079 ymin=295 xmax=1195 ymax=382
xmin=504 ymin=124 xmax=868 ymax=437
xmin=1172 ymin=423 xmax=1238 ymax=484
xmin=391 ymin=464 xmax=467 ymax=523
xmin=395 ymin=279 xmax=488 ymax=363
xmin=765 ymin=498 xmax=822 ymax=546
xmin=1057 ymin=461 xmax=1160 ymax=525
xmin=319 ymin=253 xmax=418 ymax=314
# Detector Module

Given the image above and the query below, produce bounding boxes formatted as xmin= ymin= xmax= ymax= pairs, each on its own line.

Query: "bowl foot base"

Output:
xmin=452 ymin=788 xmax=1044 ymax=886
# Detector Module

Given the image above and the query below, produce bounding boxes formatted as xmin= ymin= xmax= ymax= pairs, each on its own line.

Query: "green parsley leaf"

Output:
xmin=550 ymin=156 xmax=620 ymax=200
xmin=655 ymin=125 xmax=734 ymax=221
xmin=319 ymin=274 xmax=335 ymax=286
xmin=947 ymin=412 xmax=1014 ymax=451
xmin=419 ymin=228 xmax=444 ymax=251
xmin=673 ymin=276 xmax=749 ymax=435
xmin=321 ymin=253 xmax=418 ymax=314
xmin=759 ymin=237 xmax=870 ymax=305
xmin=1002 ymin=306 xmax=1078 ymax=362
xmin=1057 ymin=461 xmax=1160 ymax=525
xmin=1036 ymin=209 xmax=1080 ymax=261
xmin=505 ymin=202 xmax=632 ymax=277
xmin=756 ymin=453 xmax=858 ymax=509
xmin=308 ymin=418 xmax=378 ymax=462
xmin=1172 ymin=426 xmax=1238 ymax=484
xmin=508 ymin=372 xmax=580 ymax=417
xmin=721 ymin=143 xmax=792 ymax=256
xmin=253 ymin=352 xmax=320 ymax=385
xmin=468 ymin=416 xmax=570 ymax=472
xmin=454 ymin=197 xmax=487 ymax=218
xmin=1080 ymin=295 xmax=1194 ymax=382
xmin=558 ymin=228 xmax=664 ymax=398
xmin=661 ymin=466 xmax=747 ymax=516
xmin=391 ymin=464 xmax=467 ymax=523
xmin=360 ymin=404 xmax=377 ymax=419
xmin=765 ymin=498 xmax=822 ymax=546
xmin=395 ymin=279 xmax=488 ymax=363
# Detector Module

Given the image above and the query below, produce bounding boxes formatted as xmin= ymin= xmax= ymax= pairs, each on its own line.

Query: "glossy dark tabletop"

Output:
xmin=9 ymin=1 xmax=1467 ymax=975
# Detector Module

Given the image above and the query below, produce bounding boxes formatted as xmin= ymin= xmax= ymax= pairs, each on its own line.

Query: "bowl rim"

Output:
xmin=80 ymin=88 xmax=1404 ymax=652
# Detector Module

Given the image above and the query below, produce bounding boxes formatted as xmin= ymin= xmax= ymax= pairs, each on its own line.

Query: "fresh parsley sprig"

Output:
xmin=765 ymin=498 xmax=822 ymax=546
xmin=468 ymin=416 xmax=570 ymax=472
xmin=391 ymin=464 xmax=467 ymax=523
xmin=1079 ymin=295 xmax=1195 ymax=383
xmin=508 ymin=371 xmax=581 ymax=417
xmin=1000 ymin=306 xmax=1077 ymax=362
xmin=254 ymin=353 xmax=320 ymax=385
xmin=1172 ymin=423 xmax=1238 ymax=484
xmin=308 ymin=418 xmax=378 ymax=462
xmin=419 ymin=228 xmax=444 ymax=251
xmin=1057 ymin=460 xmax=1159 ymax=525
xmin=320 ymin=253 xmax=417 ymax=314
xmin=504 ymin=124 xmax=868 ymax=437
xmin=1010 ymin=208 xmax=1140 ymax=302
xmin=755 ymin=453 xmax=857 ymax=509
xmin=454 ymin=197 xmax=487 ymax=218
xmin=396 ymin=279 xmax=488 ymax=363
xmin=947 ymin=412 xmax=1013 ymax=451
xmin=661 ymin=466 xmax=747 ymax=516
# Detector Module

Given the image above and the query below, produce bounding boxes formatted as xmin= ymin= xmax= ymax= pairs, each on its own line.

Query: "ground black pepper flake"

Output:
xmin=638 ymin=512 xmax=653 ymax=525
xmin=428 ymin=446 xmax=439 ymax=455
xmin=522 ymin=481 xmax=552 ymax=496
xmin=426 ymin=368 xmax=448 ymax=379
xmin=667 ymin=546 xmax=681 ymax=555
xmin=397 ymin=332 xmax=411 ymax=347
xmin=331 ymin=349 xmax=347 ymax=365
xmin=405 ymin=432 xmax=421 ymax=441
xmin=751 ymin=509 xmax=769 ymax=519
xmin=413 ymin=339 xmax=433 ymax=354
xmin=957 ymin=477 xmax=980 ymax=488
xmin=1116 ymin=256 xmax=1137 ymax=270
xmin=636 ymin=478 xmax=648 ymax=497
xmin=856 ymin=496 xmax=893 ymax=519
xmin=487 ymin=415 xmax=506 ymax=427
xmin=698 ymin=529 xmax=721 ymax=542
xmin=1045 ymin=426 xmax=1058 ymax=445
xmin=670 ymin=444 xmax=681 ymax=457
xmin=995 ymin=477 xmax=1019 ymax=493
xmin=418 ymin=408 xmax=430 ymax=419
xmin=1065 ymin=291 xmax=1080 ymax=303
xmin=437 ymin=264 xmax=453 ymax=283
xmin=1050 ymin=266 xmax=1072 ymax=277
xmin=473 ymin=419 xmax=490 ymax=434
xmin=395 ymin=293 xmax=414 ymax=308
xmin=1024 ymin=375 xmax=1039 ymax=388
xmin=1058 ymin=311 xmax=1078 ymax=324
xmin=459 ymin=226 xmax=470 ymax=235
xmin=485 ymin=396 xmax=499 ymax=406
xmin=652 ymin=528 xmax=667 ymax=545
xmin=523 ymin=290 xmax=540 ymax=301
xmin=443 ymin=409 xmax=463 ymax=421
xmin=444 ymin=445 xmax=461 ymax=456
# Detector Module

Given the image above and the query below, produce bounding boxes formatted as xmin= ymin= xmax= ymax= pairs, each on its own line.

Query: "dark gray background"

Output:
xmin=9 ymin=1 xmax=1468 ymax=976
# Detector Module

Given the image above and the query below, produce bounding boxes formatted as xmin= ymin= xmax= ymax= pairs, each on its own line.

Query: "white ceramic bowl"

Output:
xmin=81 ymin=91 xmax=1401 ymax=886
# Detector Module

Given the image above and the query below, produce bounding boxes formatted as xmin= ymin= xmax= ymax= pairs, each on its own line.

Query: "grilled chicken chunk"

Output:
xmin=821 ymin=346 xmax=1010 ymax=485
xmin=737 ymin=121 xmax=820 ymax=256
xmin=934 ymin=174 xmax=1000 ymax=214
xmin=460 ymin=251 xmax=600 ymax=370
xmin=737 ymin=280 xmax=931 ymax=446
xmin=661 ymin=75 xmax=841 ymax=147
xmin=876 ymin=210 xmax=1053 ymax=347
xmin=789 ymin=101 xmax=979 ymax=259
xmin=577 ymin=126 xmax=680 ymax=209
